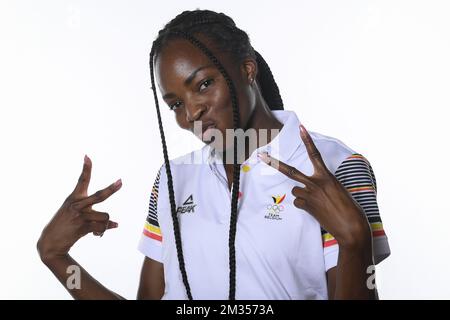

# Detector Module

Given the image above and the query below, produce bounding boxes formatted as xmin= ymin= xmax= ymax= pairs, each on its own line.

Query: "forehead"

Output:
xmin=155 ymin=39 xmax=213 ymax=91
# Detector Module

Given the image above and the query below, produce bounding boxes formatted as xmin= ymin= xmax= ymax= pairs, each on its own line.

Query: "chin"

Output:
xmin=210 ymin=138 xmax=235 ymax=154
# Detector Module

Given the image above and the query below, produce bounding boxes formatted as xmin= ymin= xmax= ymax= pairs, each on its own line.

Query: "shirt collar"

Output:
xmin=206 ymin=110 xmax=302 ymax=167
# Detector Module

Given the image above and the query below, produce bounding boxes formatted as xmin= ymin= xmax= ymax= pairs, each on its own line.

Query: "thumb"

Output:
xmin=106 ymin=220 xmax=119 ymax=230
xmin=91 ymin=220 xmax=119 ymax=237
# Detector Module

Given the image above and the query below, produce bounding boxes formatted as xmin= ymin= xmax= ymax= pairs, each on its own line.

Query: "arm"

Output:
xmin=40 ymin=253 xmax=125 ymax=300
xmin=334 ymin=241 xmax=375 ymax=299
xmin=137 ymin=165 xmax=165 ymax=300
xmin=326 ymin=153 xmax=387 ymax=299
xmin=38 ymin=156 xmax=166 ymax=300
xmin=39 ymin=254 xmax=165 ymax=300
xmin=137 ymin=257 xmax=165 ymax=299
xmin=37 ymin=155 xmax=123 ymax=299
xmin=324 ymin=219 xmax=375 ymax=299
xmin=327 ymin=267 xmax=337 ymax=299
xmin=259 ymin=125 xmax=377 ymax=299
xmin=326 ymin=236 xmax=376 ymax=300
xmin=327 ymin=252 xmax=379 ymax=300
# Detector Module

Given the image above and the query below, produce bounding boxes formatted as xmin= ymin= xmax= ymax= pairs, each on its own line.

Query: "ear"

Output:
xmin=240 ymin=58 xmax=258 ymax=85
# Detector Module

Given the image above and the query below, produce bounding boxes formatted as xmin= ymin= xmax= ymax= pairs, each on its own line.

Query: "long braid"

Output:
xmin=149 ymin=46 xmax=193 ymax=300
xmin=161 ymin=30 xmax=242 ymax=300
xmin=149 ymin=10 xmax=284 ymax=300
xmin=254 ymin=50 xmax=284 ymax=110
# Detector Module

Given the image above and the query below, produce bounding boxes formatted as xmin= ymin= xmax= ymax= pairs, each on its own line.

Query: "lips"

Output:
xmin=201 ymin=121 xmax=216 ymax=136
xmin=202 ymin=123 xmax=216 ymax=142
xmin=191 ymin=120 xmax=216 ymax=143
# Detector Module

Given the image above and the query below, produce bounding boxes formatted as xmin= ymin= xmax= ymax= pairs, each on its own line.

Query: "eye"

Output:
xmin=199 ymin=78 xmax=214 ymax=91
xmin=169 ymin=101 xmax=182 ymax=111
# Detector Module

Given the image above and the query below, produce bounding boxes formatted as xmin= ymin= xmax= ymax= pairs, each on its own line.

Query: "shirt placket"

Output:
xmin=208 ymin=153 xmax=248 ymax=204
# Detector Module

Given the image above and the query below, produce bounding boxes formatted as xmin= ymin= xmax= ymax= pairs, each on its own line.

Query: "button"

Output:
xmin=242 ymin=164 xmax=251 ymax=172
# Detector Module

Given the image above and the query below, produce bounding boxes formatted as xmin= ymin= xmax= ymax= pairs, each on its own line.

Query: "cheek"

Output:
xmin=211 ymin=82 xmax=233 ymax=123
xmin=214 ymin=79 xmax=252 ymax=129
xmin=174 ymin=110 xmax=189 ymax=130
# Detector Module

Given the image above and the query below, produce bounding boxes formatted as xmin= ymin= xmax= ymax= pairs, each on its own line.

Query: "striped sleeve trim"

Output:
xmin=323 ymin=222 xmax=386 ymax=247
xmin=142 ymin=169 xmax=162 ymax=242
xmin=143 ymin=221 xmax=162 ymax=242
xmin=322 ymin=153 xmax=386 ymax=247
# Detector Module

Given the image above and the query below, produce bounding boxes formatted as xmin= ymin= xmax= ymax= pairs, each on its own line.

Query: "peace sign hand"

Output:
xmin=37 ymin=155 xmax=121 ymax=262
xmin=258 ymin=125 xmax=371 ymax=248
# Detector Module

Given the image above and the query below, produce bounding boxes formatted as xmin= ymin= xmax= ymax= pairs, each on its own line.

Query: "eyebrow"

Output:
xmin=162 ymin=64 xmax=214 ymax=100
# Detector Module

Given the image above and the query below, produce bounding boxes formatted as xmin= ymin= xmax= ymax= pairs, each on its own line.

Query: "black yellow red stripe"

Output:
xmin=323 ymin=222 xmax=386 ymax=247
xmin=143 ymin=221 xmax=162 ymax=242
xmin=322 ymin=154 xmax=387 ymax=248
xmin=143 ymin=168 xmax=163 ymax=242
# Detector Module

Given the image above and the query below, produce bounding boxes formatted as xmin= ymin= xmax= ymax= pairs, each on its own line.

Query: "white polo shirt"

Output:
xmin=138 ymin=110 xmax=390 ymax=300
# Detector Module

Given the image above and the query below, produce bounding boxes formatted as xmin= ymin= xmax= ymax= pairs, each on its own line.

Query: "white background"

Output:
xmin=1 ymin=0 xmax=449 ymax=299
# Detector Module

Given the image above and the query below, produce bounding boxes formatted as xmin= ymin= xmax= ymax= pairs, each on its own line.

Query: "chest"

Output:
xmin=161 ymin=162 xmax=323 ymax=263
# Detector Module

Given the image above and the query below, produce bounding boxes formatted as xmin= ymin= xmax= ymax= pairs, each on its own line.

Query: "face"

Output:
xmin=155 ymin=36 xmax=257 ymax=152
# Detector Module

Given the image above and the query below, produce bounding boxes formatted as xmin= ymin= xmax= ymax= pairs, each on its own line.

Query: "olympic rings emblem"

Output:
xmin=266 ymin=204 xmax=284 ymax=214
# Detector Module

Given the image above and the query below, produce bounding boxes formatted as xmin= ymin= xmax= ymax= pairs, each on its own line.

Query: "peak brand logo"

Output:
xmin=177 ymin=194 xmax=196 ymax=214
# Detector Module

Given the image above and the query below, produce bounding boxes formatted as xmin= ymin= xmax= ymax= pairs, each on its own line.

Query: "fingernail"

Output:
xmin=84 ymin=154 xmax=90 ymax=164
xmin=257 ymin=152 xmax=270 ymax=163
xmin=300 ymin=125 xmax=306 ymax=136
xmin=111 ymin=222 xmax=118 ymax=228
xmin=114 ymin=179 xmax=122 ymax=187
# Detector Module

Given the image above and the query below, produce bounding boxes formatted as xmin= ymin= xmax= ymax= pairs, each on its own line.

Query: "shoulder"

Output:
xmin=307 ymin=131 xmax=377 ymax=190
xmin=307 ymin=131 xmax=358 ymax=174
xmin=156 ymin=144 xmax=210 ymax=182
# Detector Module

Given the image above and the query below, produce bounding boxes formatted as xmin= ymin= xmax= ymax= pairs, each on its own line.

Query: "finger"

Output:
xmin=71 ymin=155 xmax=92 ymax=197
xmin=82 ymin=210 xmax=110 ymax=223
xmin=72 ymin=179 xmax=122 ymax=209
xmin=87 ymin=221 xmax=107 ymax=236
xmin=299 ymin=125 xmax=327 ymax=172
xmin=81 ymin=219 xmax=117 ymax=236
xmin=293 ymin=197 xmax=307 ymax=210
xmin=258 ymin=152 xmax=309 ymax=184
xmin=82 ymin=210 xmax=119 ymax=228
xmin=79 ymin=221 xmax=104 ymax=236
xmin=93 ymin=221 xmax=119 ymax=236
xmin=106 ymin=220 xmax=119 ymax=230
xmin=291 ymin=186 xmax=308 ymax=198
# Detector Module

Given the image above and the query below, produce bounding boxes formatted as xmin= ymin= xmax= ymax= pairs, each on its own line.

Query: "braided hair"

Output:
xmin=149 ymin=9 xmax=284 ymax=300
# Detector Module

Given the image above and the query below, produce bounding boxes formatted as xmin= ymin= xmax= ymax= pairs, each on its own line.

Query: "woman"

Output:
xmin=37 ymin=9 xmax=390 ymax=300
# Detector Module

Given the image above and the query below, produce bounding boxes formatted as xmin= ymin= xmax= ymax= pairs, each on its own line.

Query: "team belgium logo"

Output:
xmin=265 ymin=194 xmax=286 ymax=220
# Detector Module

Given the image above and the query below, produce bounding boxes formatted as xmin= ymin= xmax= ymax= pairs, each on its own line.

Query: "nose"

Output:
xmin=185 ymin=102 xmax=206 ymax=123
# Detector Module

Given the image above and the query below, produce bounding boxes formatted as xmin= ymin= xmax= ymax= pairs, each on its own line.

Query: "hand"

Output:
xmin=37 ymin=155 xmax=121 ymax=262
xmin=258 ymin=125 xmax=371 ymax=249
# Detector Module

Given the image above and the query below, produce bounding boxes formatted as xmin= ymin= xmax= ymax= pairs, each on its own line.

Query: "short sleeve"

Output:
xmin=138 ymin=167 xmax=163 ymax=263
xmin=322 ymin=154 xmax=391 ymax=271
